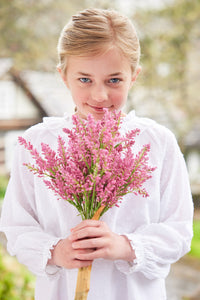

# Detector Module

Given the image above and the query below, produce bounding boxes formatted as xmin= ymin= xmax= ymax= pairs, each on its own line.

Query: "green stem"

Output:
xmin=90 ymin=181 xmax=96 ymax=217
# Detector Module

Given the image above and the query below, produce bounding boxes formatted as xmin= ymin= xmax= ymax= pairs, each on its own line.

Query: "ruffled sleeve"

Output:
xmin=115 ymin=126 xmax=193 ymax=279
xmin=0 ymin=127 xmax=63 ymax=278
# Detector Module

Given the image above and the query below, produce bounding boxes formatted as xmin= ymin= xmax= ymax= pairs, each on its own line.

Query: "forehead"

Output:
xmin=66 ymin=47 xmax=132 ymax=75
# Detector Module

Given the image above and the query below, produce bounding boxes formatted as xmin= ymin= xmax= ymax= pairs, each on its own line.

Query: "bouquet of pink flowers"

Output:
xmin=18 ymin=109 xmax=155 ymax=300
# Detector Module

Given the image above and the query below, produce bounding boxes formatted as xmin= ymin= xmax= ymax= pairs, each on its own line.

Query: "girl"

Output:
xmin=0 ymin=8 xmax=193 ymax=300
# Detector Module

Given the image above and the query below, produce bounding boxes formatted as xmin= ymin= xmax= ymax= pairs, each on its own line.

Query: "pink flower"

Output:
xmin=18 ymin=110 xmax=156 ymax=220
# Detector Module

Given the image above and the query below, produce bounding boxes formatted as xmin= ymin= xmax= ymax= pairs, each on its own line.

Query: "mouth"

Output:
xmin=88 ymin=104 xmax=113 ymax=112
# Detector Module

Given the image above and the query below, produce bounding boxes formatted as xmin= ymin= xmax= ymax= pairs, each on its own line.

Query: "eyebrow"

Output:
xmin=77 ymin=72 xmax=124 ymax=77
xmin=77 ymin=72 xmax=91 ymax=77
xmin=108 ymin=72 xmax=123 ymax=77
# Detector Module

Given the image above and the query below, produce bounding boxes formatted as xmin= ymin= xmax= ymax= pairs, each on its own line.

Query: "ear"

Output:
xmin=57 ymin=67 xmax=69 ymax=88
xmin=129 ymin=66 xmax=141 ymax=89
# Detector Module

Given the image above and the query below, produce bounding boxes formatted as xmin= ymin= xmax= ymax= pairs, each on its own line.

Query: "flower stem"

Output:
xmin=74 ymin=206 xmax=105 ymax=300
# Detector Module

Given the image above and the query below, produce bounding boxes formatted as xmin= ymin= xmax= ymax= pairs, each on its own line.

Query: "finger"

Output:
xmin=71 ymin=220 xmax=102 ymax=232
xmin=75 ymin=248 xmax=109 ymax=261
xmin=77 ymin=248 xmax=96 ymax=254
xmin=69 ymin=226 xmax=105 ymax=242
xmin=72 ymin=237 xmax=104 ymax=250
xmin=70 ymin=259 xmax=93 ymax=269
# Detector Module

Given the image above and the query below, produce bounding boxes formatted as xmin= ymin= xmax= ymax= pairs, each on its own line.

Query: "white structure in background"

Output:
xmin=20 ymin=70 xmax=75 ymax=117
xmin=4 ymin=131 xmax=23 ymax=172
xmin=0 ymin=58 xmax=75 ymax=174
xmin=0 ymin=79 xmax=39 ymax=120
xmin=184 ymin=124 xmax=200 ymax=199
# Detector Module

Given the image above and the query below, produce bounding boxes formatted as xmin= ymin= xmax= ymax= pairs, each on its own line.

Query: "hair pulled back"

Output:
xmin=57 ymin=8 xmax=140 ymax=75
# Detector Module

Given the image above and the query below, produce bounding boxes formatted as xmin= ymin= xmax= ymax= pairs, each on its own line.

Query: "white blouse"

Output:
xmin=0 ymin=111 xmax=193 ymax=300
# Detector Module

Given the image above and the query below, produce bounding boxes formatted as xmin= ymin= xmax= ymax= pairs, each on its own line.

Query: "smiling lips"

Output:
xmin=88 ymin=104 xmax=113 ymax=112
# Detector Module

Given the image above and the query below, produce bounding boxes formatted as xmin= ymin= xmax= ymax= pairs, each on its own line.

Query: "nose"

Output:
xmin=91 ymin=84 xmax=108 ymax=102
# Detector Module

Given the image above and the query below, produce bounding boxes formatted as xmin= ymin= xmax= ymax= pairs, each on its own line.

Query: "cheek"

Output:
xmin=111 ymin=89 xmax=128 ymax=107
xmin=71 ymin=87 xmax=88 ymax=102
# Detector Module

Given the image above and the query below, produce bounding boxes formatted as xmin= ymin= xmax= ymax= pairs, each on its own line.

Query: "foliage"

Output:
xmin=0 ymin=245 xmax=35 ymax=300
xmin=0 ymin=176 xmax=9 ymax=201
xmin=0 ymin=176 xmax=35 ymax=298
xmin=130 ymin=0 xmax=200 ymax=142
xmin=189 ymin=219 xmax=200 ymax=259
xmin=0 ymin=0 xmax=117 ymax=71
xmin=0 ymin=0 xmax=88 ymax=71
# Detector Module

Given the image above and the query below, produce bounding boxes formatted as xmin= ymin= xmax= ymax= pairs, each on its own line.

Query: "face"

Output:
xmin=60 ymin=47 xmax=140 ymax=120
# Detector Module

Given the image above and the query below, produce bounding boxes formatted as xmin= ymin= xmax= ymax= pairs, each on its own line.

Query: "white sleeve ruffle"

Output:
xmin=4 ymin=226 xmax=62 ymax=278
xmin=115 ymin=129 xmax=193 ymax=279
xmin=0 ymin=142 xmax=63 ymax=278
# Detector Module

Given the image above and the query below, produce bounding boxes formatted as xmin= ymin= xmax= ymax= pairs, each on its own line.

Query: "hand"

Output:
xmin=48 ymin=236 xmax=94 ymax=269
xmin=68 ymin=220 xmax=136 ymax=262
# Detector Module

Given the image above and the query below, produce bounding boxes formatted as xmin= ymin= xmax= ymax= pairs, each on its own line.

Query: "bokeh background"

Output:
xmin=0 ymin=0 xmax=199 ymax=299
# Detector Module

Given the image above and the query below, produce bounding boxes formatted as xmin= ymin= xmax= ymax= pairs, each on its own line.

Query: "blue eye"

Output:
xmin=109 ymin=78 xmax=120 ymax=84
xmin=79 ymin=78 xmax=91 ymax=83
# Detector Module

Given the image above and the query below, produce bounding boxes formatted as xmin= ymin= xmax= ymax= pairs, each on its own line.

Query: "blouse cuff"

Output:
xmin=42 ymin=237 xmax=62 ymax=278
xmin=115 ymin=233 xmax=145 ymax=274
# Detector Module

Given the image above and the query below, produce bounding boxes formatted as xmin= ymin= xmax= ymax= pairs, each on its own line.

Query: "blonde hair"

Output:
xmin=57 ymin=8 xmax=140 ymax=75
